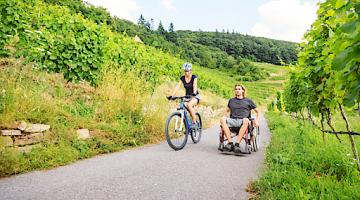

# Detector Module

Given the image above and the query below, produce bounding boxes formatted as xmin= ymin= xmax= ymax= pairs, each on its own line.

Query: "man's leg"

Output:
xmin=236 ymin=118 xmax=250 ymax=144
xmin=220 ymin=117 xmax=235 ymax=151
xmin=220 ymin=117 xmax=233 ymax=143
xmin=233 ymin=118 xmax=249 ymax=153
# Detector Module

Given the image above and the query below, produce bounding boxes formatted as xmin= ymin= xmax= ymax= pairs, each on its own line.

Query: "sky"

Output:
xmin=85 ymin=0 xmax=320 ymax=42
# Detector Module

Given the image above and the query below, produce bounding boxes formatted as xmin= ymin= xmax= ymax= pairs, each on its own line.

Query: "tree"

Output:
xmin=137 ymin=14 xmax=146 ymax=26
xmin=144 ymin=21 xmax=151 ymax=30
xmin=157 ymin=21 xmax=166 ymax=36
xmin=167 ymin=22 xmax=177 ymax=43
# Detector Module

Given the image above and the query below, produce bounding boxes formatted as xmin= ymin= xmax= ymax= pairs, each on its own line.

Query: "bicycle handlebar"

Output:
xmin=167 ymin=95 xmax=193 ymax=101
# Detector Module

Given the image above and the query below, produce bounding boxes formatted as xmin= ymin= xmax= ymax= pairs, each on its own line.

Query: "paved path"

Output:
xmin=0 ymin=115 xmax=270 ymax=200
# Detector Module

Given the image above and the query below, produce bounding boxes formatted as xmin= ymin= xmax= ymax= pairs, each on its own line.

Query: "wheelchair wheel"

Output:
xmin=191 ymin=113 xmax=202 ymax=143
xmin=252 ymin=126 xmax=260 ymax=152
xmin=165 ymin=112 xmax=188 ymax=150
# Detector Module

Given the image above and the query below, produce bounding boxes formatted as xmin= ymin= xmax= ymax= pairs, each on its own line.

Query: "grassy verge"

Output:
xmin=0 ymin=58 xmax=165 ymax=176
xmin=252 ymin=112 xmax=360 ymax=199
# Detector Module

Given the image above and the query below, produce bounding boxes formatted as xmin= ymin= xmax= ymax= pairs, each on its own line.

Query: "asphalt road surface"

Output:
xmin=0 ymin=115 xmax=270 ymax=200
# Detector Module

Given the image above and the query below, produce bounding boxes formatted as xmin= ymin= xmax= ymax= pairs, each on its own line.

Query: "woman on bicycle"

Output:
xmin=167 ymin=63 xmax=200 ymax=129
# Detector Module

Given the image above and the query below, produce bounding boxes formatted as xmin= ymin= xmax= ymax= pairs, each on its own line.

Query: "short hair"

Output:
xmin=234 ymin=84 xmax=247 ymax=97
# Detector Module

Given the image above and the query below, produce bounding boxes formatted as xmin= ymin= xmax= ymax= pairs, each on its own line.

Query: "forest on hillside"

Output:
xmin=43 ymin=0 xmax=298 ymax=71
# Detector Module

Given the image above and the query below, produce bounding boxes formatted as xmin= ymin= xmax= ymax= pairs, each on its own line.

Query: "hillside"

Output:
xmin=43 ymin=0 xmax=298 ymax=69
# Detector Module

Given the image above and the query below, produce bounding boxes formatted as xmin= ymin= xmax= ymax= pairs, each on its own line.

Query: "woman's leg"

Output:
xmin=186 ymin=98 xmax=198 ymax=123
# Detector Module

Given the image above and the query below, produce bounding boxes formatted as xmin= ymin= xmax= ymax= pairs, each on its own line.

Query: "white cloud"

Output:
xmin=250 ymin=0 xmax=318 ymax=42
xmin=161 ymin=0 xmax=176 ymax=11
xmin=85 ymin=0 xmax=139 ymax=22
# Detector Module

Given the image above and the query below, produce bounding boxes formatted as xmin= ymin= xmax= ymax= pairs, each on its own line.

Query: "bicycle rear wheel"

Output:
xmin=165 ymin=112 xmax=188 ymax=150
xmin=252 ymin=126 xmax=260 ymax=152
xmin=191 ymin=113 xmax=202 ymax=143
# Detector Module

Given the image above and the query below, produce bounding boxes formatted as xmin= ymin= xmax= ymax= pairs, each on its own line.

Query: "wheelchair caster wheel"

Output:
xmin=218 ymin=143 xmax=224 ymax=152
xmin=247 ymin=145 xmax=252 ymax=154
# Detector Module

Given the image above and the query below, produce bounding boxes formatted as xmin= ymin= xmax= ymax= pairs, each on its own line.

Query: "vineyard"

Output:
xmin=0 ymin=0 xmax=359 ymax=198
xmin=254 ymin=0 xmax=360 ymax=198
xmin=279 ymin=0 xmax=360 ymax=171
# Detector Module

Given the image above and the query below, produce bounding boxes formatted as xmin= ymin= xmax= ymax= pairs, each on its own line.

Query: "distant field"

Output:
xmin=253 ymin=62 xmax=288 ymax=81
xmin=196 ymin=62 xmax=288 ymax=107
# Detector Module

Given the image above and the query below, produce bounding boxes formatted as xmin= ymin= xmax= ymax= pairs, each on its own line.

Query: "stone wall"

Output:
xmin=0 ymin=121 xmax=50 ymax=153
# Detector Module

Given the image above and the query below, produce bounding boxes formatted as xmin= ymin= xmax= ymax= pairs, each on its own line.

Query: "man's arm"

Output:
xmin=223 ymin=107 xmax=230 ymax=118
xmin=253 ymin=107 xmax=260 ymax=127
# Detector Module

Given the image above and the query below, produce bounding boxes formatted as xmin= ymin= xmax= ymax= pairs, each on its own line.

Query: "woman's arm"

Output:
xmin=170 ymin=80 xmax=182 ymax=96
xmin=193 ymin=77 xmax=198 ymax=95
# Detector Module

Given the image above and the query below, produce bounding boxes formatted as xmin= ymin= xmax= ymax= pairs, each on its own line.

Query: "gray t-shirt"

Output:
xmin=227 ymin=97 xmax=257 ymax=119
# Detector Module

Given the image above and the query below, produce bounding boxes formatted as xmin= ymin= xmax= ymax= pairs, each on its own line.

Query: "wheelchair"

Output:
xmin=218 ymin=118 xmax=260 ymax=154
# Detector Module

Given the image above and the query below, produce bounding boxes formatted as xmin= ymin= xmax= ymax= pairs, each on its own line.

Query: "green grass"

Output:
xmin=252 ymin=112 xmax=360 ymax=199
xmin=253 ymin=62 xmax=288 ymax=82
xmin=253 ymin=62 xmax=286 ymax=74
xmin=0 ymin=58 xmax=161 ymax=176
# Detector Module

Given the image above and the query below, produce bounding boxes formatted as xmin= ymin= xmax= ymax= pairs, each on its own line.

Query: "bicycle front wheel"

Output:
xmin=191 ymin=113 xmax=202 ymax=143
xmin=165 ymin=112 xmax=188 ymax=150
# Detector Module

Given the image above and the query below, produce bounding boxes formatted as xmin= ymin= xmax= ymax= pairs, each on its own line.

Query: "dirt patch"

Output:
xmin=246 ymin=180 xmax=260 ymax=200
xmin=90 ymin=130 xmax=109 ymax=138
xmin=65 ymin=82 xmax=95 ymax=94
xmin=0 ymin=60 xmax=10 ymax=69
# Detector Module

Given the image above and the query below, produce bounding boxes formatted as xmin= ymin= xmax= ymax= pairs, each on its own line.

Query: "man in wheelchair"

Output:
xmin=219 ymin=84 xmax=260 ymax=153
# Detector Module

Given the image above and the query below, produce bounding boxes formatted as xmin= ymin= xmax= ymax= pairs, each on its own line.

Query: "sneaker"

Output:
xmin=224 ymin=143 xmax=234 ymax=152
xmin=234 ymin=145 xmax=242 ymax=154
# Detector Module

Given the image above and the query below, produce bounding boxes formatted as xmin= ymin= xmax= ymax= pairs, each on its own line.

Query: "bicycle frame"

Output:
xmin=176 ymin=98 xmax=192 ymax=135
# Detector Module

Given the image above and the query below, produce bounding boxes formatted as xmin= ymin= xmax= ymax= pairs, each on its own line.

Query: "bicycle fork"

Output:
xmin=175 ymin=111 xmax=185 ymax=132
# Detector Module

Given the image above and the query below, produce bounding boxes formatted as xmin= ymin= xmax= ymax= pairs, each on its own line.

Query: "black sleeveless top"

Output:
xmin=180 ymin=75 xmax=199 ymax=95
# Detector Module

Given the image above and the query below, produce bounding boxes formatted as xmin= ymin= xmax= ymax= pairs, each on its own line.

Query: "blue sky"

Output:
xmin=135 ymin=0 xmax=268 ymax=32
xmin=85 ymin=0 xmax=320 ymax=42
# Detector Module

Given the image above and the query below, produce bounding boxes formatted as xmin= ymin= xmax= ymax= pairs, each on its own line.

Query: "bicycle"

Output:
xmin=218 ymin=118 xmax=260 ymax=154
xmin=165 ymin=95 xmax=203 ymax=150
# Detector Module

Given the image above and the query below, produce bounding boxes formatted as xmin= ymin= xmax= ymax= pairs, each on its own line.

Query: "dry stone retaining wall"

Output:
xmin=1 ymin=121 xmax=91 ymax=153
xmin=0 ymin=121 xmax=50 ymax=153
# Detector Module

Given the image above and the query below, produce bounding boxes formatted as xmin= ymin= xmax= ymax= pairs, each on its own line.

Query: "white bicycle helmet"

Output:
xmin=183 ymin=63 xmax=192 ymax=71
